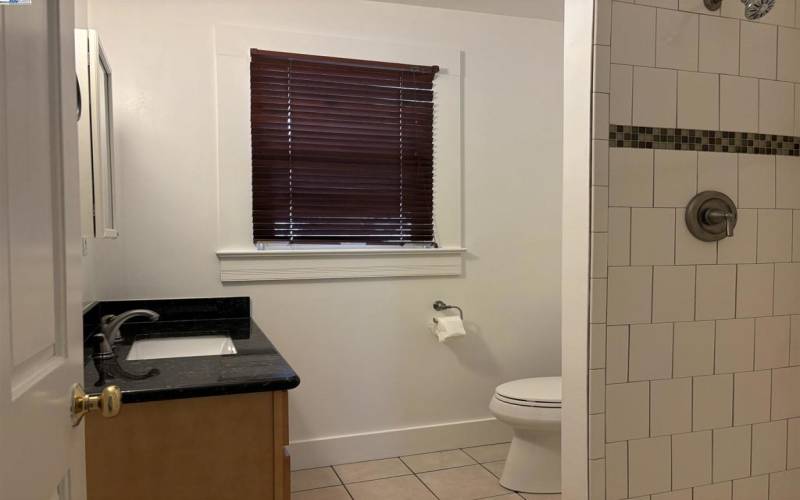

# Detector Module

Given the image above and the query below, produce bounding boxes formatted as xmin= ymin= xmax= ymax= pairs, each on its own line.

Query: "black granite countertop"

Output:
xmin=83 ymin=297 xmax=300 ymax=403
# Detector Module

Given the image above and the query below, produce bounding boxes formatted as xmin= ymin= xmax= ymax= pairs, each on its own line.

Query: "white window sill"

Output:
xmin=216 ymin=247 xmax=466 ymax=282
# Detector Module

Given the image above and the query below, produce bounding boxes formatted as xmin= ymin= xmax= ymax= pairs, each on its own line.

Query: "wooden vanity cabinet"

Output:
xmin=85 ymin=390 xmax=290 ymax=500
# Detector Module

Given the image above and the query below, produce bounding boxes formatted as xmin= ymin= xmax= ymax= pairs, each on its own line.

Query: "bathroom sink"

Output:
xmin=126 ymin=335 xmax=237 ymax=361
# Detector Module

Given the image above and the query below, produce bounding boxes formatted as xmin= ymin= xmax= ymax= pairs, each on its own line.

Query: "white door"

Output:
xmin=0 ymin=1 xmax=87 ymax=499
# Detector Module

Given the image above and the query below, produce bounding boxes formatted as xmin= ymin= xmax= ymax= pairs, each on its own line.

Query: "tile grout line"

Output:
xmin=329 ymin=465 xmax=356 ymax=500
xmin=750 ymin=419 xmax=754 ymax=477
xmin=330 ymin=465 xmax=354 ymax=500
xmin=296 ymin=446 xmax=532 ymax=499
xmin=412 ymin=466 xmax=444 ymax=500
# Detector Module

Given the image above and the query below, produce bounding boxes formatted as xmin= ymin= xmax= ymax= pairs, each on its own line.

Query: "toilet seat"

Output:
xmin=494 ymin=394 xmax=561 ymax=408
xmin=494 ymin=376 xmax=561 ymax=408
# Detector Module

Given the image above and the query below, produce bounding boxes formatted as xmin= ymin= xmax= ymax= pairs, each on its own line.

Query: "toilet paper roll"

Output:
xmin=433 ymin=316 xmax=466 ymax=343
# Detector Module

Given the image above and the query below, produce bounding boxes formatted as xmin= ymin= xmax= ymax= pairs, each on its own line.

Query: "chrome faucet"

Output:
xmin=101 ymin=309 xmax=160 ymax=345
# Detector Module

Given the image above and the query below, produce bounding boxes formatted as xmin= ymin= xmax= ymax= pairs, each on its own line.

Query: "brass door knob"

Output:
xmin=71 ymin=383 xmax=122 ymax=426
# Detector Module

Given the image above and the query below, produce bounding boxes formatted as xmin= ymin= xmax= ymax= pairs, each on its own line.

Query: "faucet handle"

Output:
xmin=723 ymin=212 xmax=735 ymax=237
xmin=92 ymin=333 xmax=115 ymax=359
xmin=704 ymin=209 xmax=735 ymax=237
xmin=100 ymin=314 xmax=115 ymax=332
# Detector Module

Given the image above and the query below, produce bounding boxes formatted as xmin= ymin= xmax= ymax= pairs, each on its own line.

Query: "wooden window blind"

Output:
xmin=250 ymin=49 xmax=439 ymax=245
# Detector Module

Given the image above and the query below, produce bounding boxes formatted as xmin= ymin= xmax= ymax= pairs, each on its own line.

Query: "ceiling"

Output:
xmin=367 ymin=0 xmax=563 ymax=22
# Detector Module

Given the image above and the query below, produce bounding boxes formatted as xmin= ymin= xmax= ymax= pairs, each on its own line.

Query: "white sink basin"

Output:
xmin=126 ymin=335 xmax=237 ymax=361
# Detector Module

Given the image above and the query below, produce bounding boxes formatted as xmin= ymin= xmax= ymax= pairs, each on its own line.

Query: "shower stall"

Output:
xmin=584 ymin=0 xmax=800 ymax=497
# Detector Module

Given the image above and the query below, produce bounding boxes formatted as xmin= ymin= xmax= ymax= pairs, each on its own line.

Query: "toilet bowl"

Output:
xmin=488 ymin=376 xmax=561 ymax=494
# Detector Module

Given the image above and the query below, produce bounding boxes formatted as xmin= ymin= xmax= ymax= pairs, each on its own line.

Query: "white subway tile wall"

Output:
xmin=697 ymin=152 xmax=738 ymax=202
xmin=677 ymin=71 xmax=720 ymax=130
xmin=607 ymin=324 xmax=631 ymax=383
xmin=611 ymin=2 xmax=657 ymax=66
xmin=754 ymin=315 xmax=791 ymax=369
xmin=595 ymin=93 xmax=611 ymax=140
xmin=656 ymin=9 xmax=700 ymax=71
xmin=606 ymin=441 xmax=629 ymax=500
xmin=719 ymin=75 xmax=759 ymax=131
xmin=740 ymin=22 xmax=777 ymax=79
xmin=712 ymin=426 xmax=752 ymax=482
xmin=751 ymin=420 xmax=788 ymax=475
xmin=694 ymin=481 xmax=732 ymax=500
xmin=672 ymin=430 xmax=713 ymax=489
xmin=590 ymin=0 xmax=800 ymax=497
xmin=788 ymin=418 xmax=800 ymax=468
xmin=628 ymin=436 xmax=672 ymax=495
xmin=610 ymin=64 xmax=634 ymax=125
xmin=739 ymin=154 xmax=776 ymax=208
xmin=596 ymin=45 xmax=613 ymax=94
xmin=673 ymin=321 xmax=715 ymax=376
xmin=759 ymin=79 xmax=795 ymax=135
xmin=632 ymin=66 xmax=678 ymax=127
xmin=698 ymin=16 xmax=740 ymax=74
xmin=776 ymin=156 xmax=800 ymax=208
xmin=796 ymin=85 xmax=800 ymax=135
xmin=693 ymin=374 xmax=734 ymax=431
xmin=653 ymin=150 xmax=697 ymax=207
xmin=650 ymin=377 xmax=693 ymax=435
xmin=732 ymin=475 xmax=769 ymax=500
xmin=770 ymin=469 xmax=800 ymax=500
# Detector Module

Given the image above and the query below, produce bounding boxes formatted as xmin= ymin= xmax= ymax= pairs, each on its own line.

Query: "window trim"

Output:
xmin=214 ymin=25 xmax=464 ymax=281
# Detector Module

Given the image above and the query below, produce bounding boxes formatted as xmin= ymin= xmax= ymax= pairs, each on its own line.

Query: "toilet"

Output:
xmin=489 ymin=376 xmax=561 ymax=494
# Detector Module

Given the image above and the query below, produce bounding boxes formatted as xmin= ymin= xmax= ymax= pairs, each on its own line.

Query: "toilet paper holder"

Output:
xmin=433 ymin=300 xmax=464 ymax=322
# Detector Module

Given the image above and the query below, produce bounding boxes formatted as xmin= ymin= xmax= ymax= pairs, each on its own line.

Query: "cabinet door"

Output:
xmin=86 ymin=392 xmax=279 ymax=500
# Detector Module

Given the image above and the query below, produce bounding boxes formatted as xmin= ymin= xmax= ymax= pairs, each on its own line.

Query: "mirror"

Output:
xmin=76 ymin=29 xmax=118 ymax=240
xmin=95 ymin=48 xmax=117 ymax=237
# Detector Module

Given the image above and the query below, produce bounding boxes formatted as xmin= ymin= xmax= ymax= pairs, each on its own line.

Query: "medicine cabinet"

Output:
xmin=76 ymin=29 xmax=118 ymax=239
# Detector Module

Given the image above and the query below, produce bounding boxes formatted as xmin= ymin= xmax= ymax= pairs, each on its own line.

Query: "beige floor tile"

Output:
xmin=462 ymin=443 xmax=511 ymax=463
xmin=292 ymin=485 xmax=352 ymax=500
xmin=345 ymin=475 xmax=436 ymax=500
xmin=485 ymin=495 xmax=522 ymax=499
xmin=483 ymin=460 xmax=505 ymax=478
xmin=520 ymin=495 xmax=561 ymax=500
xmin=334 ymin=458 xmax=411 ymax=484
xmin=292 ymin=467 xmax=342 ymax=492
xmin=418 ymin=464 xmax=510 ymax=500
xmin=401 ymin=449 xmax=477 ymax=473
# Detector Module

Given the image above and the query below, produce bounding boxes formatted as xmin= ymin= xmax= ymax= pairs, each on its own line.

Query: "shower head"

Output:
xmin=742 ymin=0 xmax=775 ymax=19
xmin=703 ymin=0 xmax=775 ymax=19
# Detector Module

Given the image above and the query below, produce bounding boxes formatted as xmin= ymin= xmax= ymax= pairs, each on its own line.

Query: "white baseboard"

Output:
xmin=289 ymin=417 xmax=512 ymax=470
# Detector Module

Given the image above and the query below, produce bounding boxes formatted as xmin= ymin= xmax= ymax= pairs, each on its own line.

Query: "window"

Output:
xmin=249 ymin=50 xmax=439 ymax=245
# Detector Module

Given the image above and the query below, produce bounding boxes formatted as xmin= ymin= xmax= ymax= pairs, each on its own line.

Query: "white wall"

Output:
xmin=561 ymin=0 xmax=593 ymax=496
xmin=74 ymin=0 xmax=87 ymax=28
xmin=76 ymin=0 xmax=94 ymax=309
xmin=367 ymin=0 xmax=564 ymax=22
xmin=86 ymin=0 xmax=564 ymax=464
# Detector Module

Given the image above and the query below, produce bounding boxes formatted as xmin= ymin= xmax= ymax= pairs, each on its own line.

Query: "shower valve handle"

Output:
xmin=703 ymin=209 xmax=735 ymax=237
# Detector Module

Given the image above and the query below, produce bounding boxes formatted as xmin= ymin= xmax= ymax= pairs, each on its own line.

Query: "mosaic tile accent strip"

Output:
xmin=609 ymin=125 xmax=800 ymax=156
